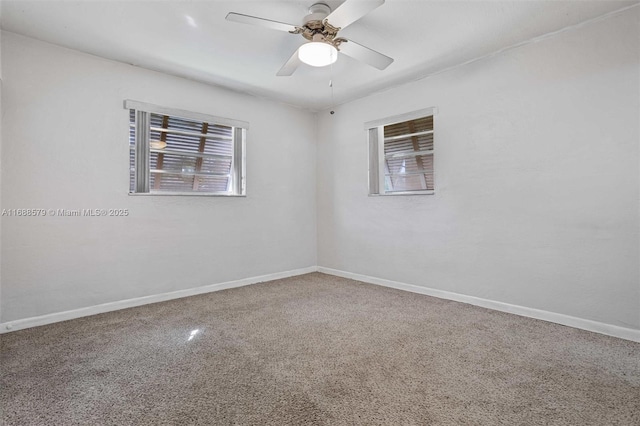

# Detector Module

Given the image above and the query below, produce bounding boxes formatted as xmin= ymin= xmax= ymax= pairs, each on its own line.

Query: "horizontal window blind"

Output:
xmin=127 ymin=101 xmax=246 ymax=196
xmin=383 ymin=115 xmax=434 ymax=192
xmin=368 ymin=110 xmax=435 ymax=195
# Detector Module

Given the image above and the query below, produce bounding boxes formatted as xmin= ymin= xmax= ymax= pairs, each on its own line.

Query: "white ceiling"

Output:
xmin=1 ymin=0 xmax=637 ymax=110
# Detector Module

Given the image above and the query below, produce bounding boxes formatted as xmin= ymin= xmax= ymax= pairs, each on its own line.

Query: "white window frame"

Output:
xmin=125 ymin=100 xmax=248 ymax=197
xmin=365 ymin=107 xmax=437 ymax=196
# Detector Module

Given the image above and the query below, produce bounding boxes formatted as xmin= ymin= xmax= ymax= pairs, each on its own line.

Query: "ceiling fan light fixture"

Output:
xmin=298 ymin=42 xmax=338 ymax=67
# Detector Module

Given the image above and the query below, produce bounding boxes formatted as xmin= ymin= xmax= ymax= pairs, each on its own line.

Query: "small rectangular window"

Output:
xmin=126 ymin=100 xmax=248 ymax=196
xmin=366 ymin=108 xmax=435 ymax=195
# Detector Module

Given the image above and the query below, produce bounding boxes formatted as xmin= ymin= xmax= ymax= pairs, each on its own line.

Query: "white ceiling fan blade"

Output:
xmin=339 ymin=39 xmax=393 ymax=70
xmin=226 ymin=12 xmax=298 ymax=33
xmin=325 ymin=0 xmax=385 ymax=29
xmin=277 ymin=48 xmax=302 ymax=76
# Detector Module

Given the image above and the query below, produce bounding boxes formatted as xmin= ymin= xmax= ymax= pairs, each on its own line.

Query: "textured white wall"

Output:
xmin=2 ymin=9 xmax=639 ymax=332
xmin=0 ymin=24 xmax=3 ymax=323
xmin=317 ymin=10 xmax=640 ymax=330
xmin=1 ymin=32 xmax=317 ymax=322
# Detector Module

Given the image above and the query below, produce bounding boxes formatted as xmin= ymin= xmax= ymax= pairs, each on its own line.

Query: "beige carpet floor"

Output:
xmin=1 ymin=272 xmax=639 ymax=425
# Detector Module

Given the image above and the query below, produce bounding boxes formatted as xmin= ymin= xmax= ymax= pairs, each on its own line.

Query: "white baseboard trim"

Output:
xmin=0 ymin=266 xmax=318 ymax=334
xmin=5 ymin=265 xmax=639 ymax=343
xmin=317 ymin=267 xmax=640 ymax=343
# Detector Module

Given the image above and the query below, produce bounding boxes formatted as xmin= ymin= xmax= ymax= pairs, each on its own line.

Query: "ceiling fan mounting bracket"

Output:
xmin=308 ymin=3 xmax=331 ymax=16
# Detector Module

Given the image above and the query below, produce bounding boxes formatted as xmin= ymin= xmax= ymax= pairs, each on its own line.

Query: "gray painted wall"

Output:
xmin=1 ymin=32 xmax=317 ymax=321
xmin=2 ymin=9 xmax=638 ymax=333
xmin=316 ymin=10 xmax=640 ymax=330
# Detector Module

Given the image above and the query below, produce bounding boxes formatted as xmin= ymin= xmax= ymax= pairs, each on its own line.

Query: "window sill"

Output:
xmin=369 ymin=190 xmax=435 ymax=196
xmin=129 ymin=192 xmax=246 ymax=197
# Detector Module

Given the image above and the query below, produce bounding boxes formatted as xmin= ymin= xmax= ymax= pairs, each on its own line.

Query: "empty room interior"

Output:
xmin=1 ymin=0 xmax=639 ymax=424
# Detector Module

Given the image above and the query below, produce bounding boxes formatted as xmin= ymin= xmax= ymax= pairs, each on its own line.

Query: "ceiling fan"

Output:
xmin=226 ymin=0 xmax=394 ymax=76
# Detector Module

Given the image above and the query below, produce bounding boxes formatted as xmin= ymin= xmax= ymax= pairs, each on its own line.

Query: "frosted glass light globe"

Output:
xmin=298 ymin=42 xmax=338 ymax=67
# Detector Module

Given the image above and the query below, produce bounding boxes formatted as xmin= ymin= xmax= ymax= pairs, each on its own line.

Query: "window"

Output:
xmin=366 ymin=108 xmax=436 ymax=195
xmin=126 ymin=100 xmax=248 ymax=196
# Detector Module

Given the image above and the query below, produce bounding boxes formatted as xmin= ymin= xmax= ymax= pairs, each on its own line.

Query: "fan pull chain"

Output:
xmin=329 ymin=63 xmax=335 ymax=115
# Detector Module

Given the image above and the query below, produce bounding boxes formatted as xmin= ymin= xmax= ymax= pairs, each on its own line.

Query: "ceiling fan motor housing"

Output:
xmin=298 ymin=2 xmax=344 ymax=47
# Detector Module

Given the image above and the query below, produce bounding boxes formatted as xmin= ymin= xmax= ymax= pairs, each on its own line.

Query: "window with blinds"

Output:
xmin=367 ymin=108 xmax=435 ymax=195
xmin=126 ymin=100 xmax=247 ymax=196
